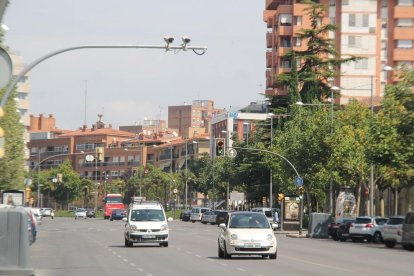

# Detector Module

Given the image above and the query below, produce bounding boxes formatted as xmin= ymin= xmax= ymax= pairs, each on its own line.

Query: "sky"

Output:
xmin=3 ymin=0 xmax=267 ymax=130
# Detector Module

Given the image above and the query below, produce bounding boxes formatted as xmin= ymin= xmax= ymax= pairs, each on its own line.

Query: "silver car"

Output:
xmin=75 ymin=208 xmax=87 ymax=219
xmin=349 ymin=216 xmax=387 ymax=243
xmin=381 ymin=216 xmax=405 ymax=248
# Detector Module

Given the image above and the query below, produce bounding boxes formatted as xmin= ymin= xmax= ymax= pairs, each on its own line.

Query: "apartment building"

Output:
xmin=168 ymin=100 xmax=224 ymax=138
xmin=264 ymin=0 xmax=414 ymax=106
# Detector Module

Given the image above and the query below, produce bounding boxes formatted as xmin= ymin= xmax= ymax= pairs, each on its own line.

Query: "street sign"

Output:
xmin=85 ymin=154 xmax=94 ymax=162
xmin=294 ymin=177 xmax=303 ymax=187
xmin=227 ymin=148 xmax=237 ymax=158
xmin=230 ymin=191 xmax=245 ymax=201
xmin=228 ymin=112 xmax=238 ymax=118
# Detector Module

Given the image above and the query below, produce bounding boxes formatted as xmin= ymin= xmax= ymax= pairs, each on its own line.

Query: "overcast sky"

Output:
xmin=3 ymin=0 xmax=267 ymax=130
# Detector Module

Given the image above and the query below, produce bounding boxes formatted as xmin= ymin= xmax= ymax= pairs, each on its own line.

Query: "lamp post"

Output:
xmin=296 ymin=85 xmax=337 ymax=214
xmin=185 ymin=140 xmax=197 ymax=210
xmin=268 ymin=113 xmax=274 ymax=209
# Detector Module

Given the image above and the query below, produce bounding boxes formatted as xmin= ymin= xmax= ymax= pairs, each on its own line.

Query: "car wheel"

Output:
xmin=110 ymin=218 xmax=113 ymax=221
xmin=223 ymin=242 xmax=231 ymax=259
xmin=351 ymin=238 xmax=360 ymax=243
xmin=339 ymin=238 xmax=347 ymax=242
xmin=125 ymin=238 xmax=132 ymax=247
xmin=160 ymin=242 xmax=168 ymax=247
xmin=372 ymin=232 xmax=382 ymax=244
xmin=332 ymin=235 xmax=339 ymax=241
xmin=384 ymin=241 xmax=396 ymax=248
xmin=403 ymin=245 xmax=414 ymax=251
xmin=191 ymin=220 xmax=195 ymax=223
xmin=218 ymin=243 xmax=224 ymax=258
xmin=269 ymin=251 xmax=277 ymax=260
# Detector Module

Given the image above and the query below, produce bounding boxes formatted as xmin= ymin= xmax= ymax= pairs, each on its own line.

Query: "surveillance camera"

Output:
xmin=164 ymin=36 xmax=174 ymax=44
xmin=181 ymin=36 xmax=191 ymax=44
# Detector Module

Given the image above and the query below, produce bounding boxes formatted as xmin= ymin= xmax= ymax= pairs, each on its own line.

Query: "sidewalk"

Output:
xmin=274 ymin=229 xmax=308 ymax=238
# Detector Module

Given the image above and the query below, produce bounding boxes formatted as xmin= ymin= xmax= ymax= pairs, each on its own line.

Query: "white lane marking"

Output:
xmin=237 ymin=268 xmax=245 ymax=272
xmin=253 ymin=274 xmax=263 ymax=276
xmin=123 ymin=259 xmax=128 ymax=262
xmin=207 ymin=259 xmax=214 ymax=262
xmin=112 ymin=251 xmax=117 ymax=255
xmin=284 ymin=256 xmax=354 ymax=272
xmin=117 ymin=255 xmax=122 ymax=258
xmin=130 ymin=263 xmax=136 ymax=267
xmin=195 ymin=254 xmax=202 ymax=258
xmin=137 ymin=268 xmax=144 ymax=272
xmin=185 ymin=251 xmax=191 ymax=254
xmin=220 ymin=263 xmax=228 ymax=266
xmin=147 ymin=273 xmax=153 ymax=276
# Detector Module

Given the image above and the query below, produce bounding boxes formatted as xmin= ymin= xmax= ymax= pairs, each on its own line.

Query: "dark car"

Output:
xmin=86 ymin=209 xmax=95 ymax=218
xmin=215 ymin=210 xmax=229 ymax=225
xmin=328 ymin=218 xmax=354 ymax=241
xmin=337 ymin=218 xmax=355 ymax=242
xmin=181 ymin=210 xmax=191 ymax=222
xmin=110 ymin=209 xmax=126 ymax=221
xmin=402 ymin=212 xmax=414 ymax=251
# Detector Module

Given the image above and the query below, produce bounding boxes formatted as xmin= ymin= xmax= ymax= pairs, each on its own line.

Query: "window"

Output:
xmin=280 ymin=58 xmax=292 ymax=68
xmin=294 ymin=37 xmax=302 ymax=47
xmin=397 ymin=40 xmax=413 ymax=48
xmin=349 ymin=14 xmax=356 ymax=27
xmin=396 ymin=18 xmax=413 ymax=27
xmin=355 ymin=59 xmax=368 ymax=69
xmin=342 ymin=0 xmax=349 ymax=5
xmin=294 ymin=16 xmax=302 ymax=26
xmin=279 ymin=14 xmax=292 ymax=26
xmin=397 ymin=61 xmax=413 ymax=69
xmin=316 ymin=17 xmax=322 ymax=26
xmin=348 ymin=36 xmax=362 ymax=48
xmin=349 ymin=14 xmax=369 ymax=27
xmin=280 ymin=36 xmax=291 ymax=47
xmin=398 ymin=0 xmax=413 ymax=5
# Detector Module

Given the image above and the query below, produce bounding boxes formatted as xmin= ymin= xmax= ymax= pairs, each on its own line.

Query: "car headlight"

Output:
xmin=160 ymin=224 xmax=168 ymax=231
xmin=130 ymin=225 xmax=137 ymax=231
xmin=267 ymin=234 xmax=273 ymax=241
xmin=230 ymin=234 xmax=238 ymax=240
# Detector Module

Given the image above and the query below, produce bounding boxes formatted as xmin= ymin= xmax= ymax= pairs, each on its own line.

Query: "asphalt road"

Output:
xmin=29 ymin=217 xmax=412 ymax=276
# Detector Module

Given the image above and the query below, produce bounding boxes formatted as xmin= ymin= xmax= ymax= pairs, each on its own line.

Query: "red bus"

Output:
xmin=103 ymin=194 xmax=124 ymax=219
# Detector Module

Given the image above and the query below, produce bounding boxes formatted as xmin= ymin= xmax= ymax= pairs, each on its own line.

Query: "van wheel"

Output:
xmin=385 ymin=241 xmax=396 ymax=248
xmin=223 ymin=242 xmax=231 ymax=259
xmin=124 ymin=238 xmax=132 ymax=247
xmin=191 ymin=220 xmax=195 ymax=223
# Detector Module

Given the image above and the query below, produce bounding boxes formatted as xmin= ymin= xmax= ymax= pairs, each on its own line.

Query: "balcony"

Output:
xmin=393 ymin=48 xmax=414 ymax=61
xmin=394 ymin=6 xmax=414 ymax=19
xmin=278 ymin=25 xmax=293 ymax=36
xmin=266 ymin=0 xmax=293 ymax=10
xmin=394 ymin=27 xmax=414 ymax=40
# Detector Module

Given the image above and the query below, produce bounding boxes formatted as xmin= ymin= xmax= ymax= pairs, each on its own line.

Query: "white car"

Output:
xmin=349 ymin=216 xmax=387 ymax=243
xmin=218 ymin=211 xmax=278 ymax=259
xmin=40 ymin=208 xmax=54 ymax=219
xmin=75 ymin=208 xmax=87 ymax=219
xmin=381 ymin=216 xmax=405 ymax=248
xmin=123 ymin=201 xmax=171 ymax=247
xmin=190 ymin=207 xmax=211 ymax=223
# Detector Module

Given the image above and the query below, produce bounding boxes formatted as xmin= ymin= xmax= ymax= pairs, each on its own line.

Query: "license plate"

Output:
xmin=244 ymin=243 xmax=261 ymax=248
xmin=143 ymin=235 xmax=156 ymax=239
xmin=355 ymin=226 xmax=362 ymax=229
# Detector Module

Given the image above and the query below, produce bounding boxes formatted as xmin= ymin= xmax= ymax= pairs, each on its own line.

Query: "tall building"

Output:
xmin=264 ymin=0 xmax=414 ymax=105
xmin=168 ymin=100 xmax=224 ymax=138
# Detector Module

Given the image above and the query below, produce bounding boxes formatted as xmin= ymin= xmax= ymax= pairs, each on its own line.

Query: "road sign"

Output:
xmin=227 ymin=148 xmax=237 ymax=158
xmin=173 ymin=188 xmax=178 ymax=194
xmin=230 ymin=191 xmax=245 ymax=201
xmin=85 ymin=154 xmax=94 ymax=162
xmin=294 ymin=177 xmax=303 ymax=187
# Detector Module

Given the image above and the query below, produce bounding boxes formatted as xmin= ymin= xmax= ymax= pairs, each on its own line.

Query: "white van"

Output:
xmin=251 ymin=207 xmax=275 ymax=226
xmin=123 ymin=200 xmax=171 ymax=247
xmin=190 ymin=207 xmax=211 ymax=223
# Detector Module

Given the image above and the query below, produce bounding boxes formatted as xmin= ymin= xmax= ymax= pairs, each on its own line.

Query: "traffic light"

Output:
xmin=278 ymin=192 xmax=284 ymax=202
xmin=0 ymin=107 xmax=4 ymax=158
xmin=215 ymin=138 xmax=225 ymax=157
xmin=25 ymin=187 xmax=31 ymax=203
xmin=299 ymin=186 xmax=305 ymax=195
xmin=97 ymin=147 xmax=104 ymax=161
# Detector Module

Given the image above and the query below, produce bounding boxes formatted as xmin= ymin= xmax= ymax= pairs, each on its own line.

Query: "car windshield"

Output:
xmin=77 ymin=208 xmax=86 ymax=212
xmin=131 ymin=209 xmax=165 ymax=221
xmin=229 ymin=214 xmax=269 ymax=229
xmin=387 ymin=217 xmax=404 ymax=225
xmin=105 ymin=197 xmax=123 ymax=203
xmin=355 ymin=218 xmax=371 ymax=224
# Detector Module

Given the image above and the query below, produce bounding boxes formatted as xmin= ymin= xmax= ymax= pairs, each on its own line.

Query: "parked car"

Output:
xmin=110 ymin=209 xmax=126 ymax=221
xmin=251 ymin=207 xmax=274 ymax=226
xmin=218 ymin=211 xmax=278 ymax=259
xmin=31 ymin=208 xmax=43 ymax=225
xmin=381 ymin=216 xmax=405 ymax=248
xmin=40 ymin=208 xmax=54 ymax=219
xmin=402 ymin=211 xmax=414 ymax=251
xmin=86 ymin=208 xmax=95 ymax=218
xmin=190 ymin=207 xmax=211 ymax=223
xmin=329 ymin=218 xmax=354 ymax=241
xmin=181 ymin=210 xmax=191 ymax=222
xmin=201 ymin=210 xmax=217 ymax=224
xmin=337 ymin=218 xmax=355 ymax=242
xmin=75 ymin=208 xmax=87 ymax=219
xmin=215 ymin=210 xmax=229 ymax=225
xmin=349 ymin=216 xmax=387 ymax=243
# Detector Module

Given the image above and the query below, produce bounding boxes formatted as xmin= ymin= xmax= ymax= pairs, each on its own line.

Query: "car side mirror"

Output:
xmin=271 ymin=223 xmax=278 ymax=229
xmin=219 ymin=223 xmax=226 ymax=229
xmin=167 ymin=217 xmax=173 ymax=222
xmin=122 ymin=217 xmax=127 ymax=222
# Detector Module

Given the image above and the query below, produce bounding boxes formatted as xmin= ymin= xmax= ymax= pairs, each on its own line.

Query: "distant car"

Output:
xmin=181 ymin=210 xmax=191 ymax=222
xmin=40 ymin=208 xmax=54 ymax=219
xmin=328 ymin=218 xmax=354 ymax=241
xmin=190 ymin=207 xmax=211 ymax=223
xmin=402 ymin=212 xmax=414 ymax=251
xmin=31 ymin=208 xmax=43 ymax=225
xmin=349 ymin=216 xmax=387 ymax=243
xmin=381 ymin=216 xmax=405 ymax=248
xmin=86 ymin=209 xmax=95 ymax=218
xmin=215 ymin=210 xmax=230 ymax=225
xmin=110 ymin=209 xmax=126 ymax=221
xmin=218 ymin=211 xmax=278 ymax=259
xmin=337 ymin=219 xmax=355 ymax=242
xmin=75 ymin=208 xmax=87 ymax=219
xmin=201 ymin=210 xmax=217 ymax=224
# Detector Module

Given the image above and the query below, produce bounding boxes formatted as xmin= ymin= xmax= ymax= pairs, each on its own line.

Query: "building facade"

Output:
xmin=264 ymin=0 xmax=414 ymax=105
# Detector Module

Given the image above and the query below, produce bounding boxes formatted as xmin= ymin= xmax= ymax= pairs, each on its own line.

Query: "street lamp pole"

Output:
xmin=185 ymin=141 xmax=188 ymax=210
xmin=37 ymin=151 xmax=40 ymax=207
xmin=268 ymin=114 xmax=274 ymax=209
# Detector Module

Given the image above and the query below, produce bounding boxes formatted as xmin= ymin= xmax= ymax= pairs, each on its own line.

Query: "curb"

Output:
xmin=286 ymin=234 xmax=308 ymax=238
